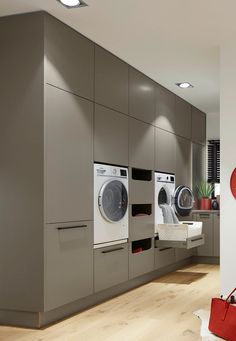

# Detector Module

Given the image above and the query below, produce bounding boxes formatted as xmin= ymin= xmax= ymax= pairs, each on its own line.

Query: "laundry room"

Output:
xmin=0 ymin=3 xmax=229 ymax=340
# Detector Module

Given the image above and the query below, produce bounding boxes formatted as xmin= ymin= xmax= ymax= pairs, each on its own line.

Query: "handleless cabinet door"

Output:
xmin=192 ymin=143 xmax=206 ymax=199
xmin=95 ymin=46 xmax=128 ymax=113
xmin=129 ymin=67 xmax=156 ymax=124
xmin=156 ymin=86 xmax=175 ymax=133
xmin=45 ymin=85 xmax=93 ymax=223
xmin=213 ymin=213 xmax=220 ymax=257
xmin=192 ymin=107 xmax=206 ymax=145
xmin=175 ymin=96 xmax=191 ymax=139
xmin=44 ymin=222 xmax=93 ymax=311
xmin=197 ymin=213 xmax=213 ymax=256
xmin=45 ymin=14 xmax=94 ymax=100
xmin=175 ymin=136 xmax=192 ymax=188
xmin=94 ymin=104 xmax=128 ymax=166
xmin=155 ymin=128 xmax=176 ymax=173
xmin=129 ymin=118 xmax=155 ymax=170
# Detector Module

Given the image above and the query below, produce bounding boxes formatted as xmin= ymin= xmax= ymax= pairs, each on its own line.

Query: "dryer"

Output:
xmin=154 ymin=171 xmax=194 ymax=234
xmin=94 ymin=163 xmax=129 ymax=247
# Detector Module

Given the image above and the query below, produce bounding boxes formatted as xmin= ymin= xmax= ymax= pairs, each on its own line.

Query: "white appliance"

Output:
xmin=94 ymin=163 xmax=129 ymax=247
xmin=154 ymin=171 xmax=195 ymax=234
xmin=154 ymin=172 xmax=175 ymax=233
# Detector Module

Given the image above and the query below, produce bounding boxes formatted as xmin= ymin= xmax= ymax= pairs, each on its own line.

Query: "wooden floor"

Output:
xmin=0 ymin=264 xmax=220 ymax=341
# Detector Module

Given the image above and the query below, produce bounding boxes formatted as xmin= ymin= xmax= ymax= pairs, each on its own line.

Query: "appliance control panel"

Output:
xmin=95 ymin=164 xmax=128 ymax=178
xmin=155 ymin=171 xmax=175 ymax=183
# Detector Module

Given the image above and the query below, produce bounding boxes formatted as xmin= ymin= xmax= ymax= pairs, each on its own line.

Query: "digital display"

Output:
xmin=120 ymin=169 xmax=127 ymax=176
xmin=170 ymin=176 xmax=175 ymax=182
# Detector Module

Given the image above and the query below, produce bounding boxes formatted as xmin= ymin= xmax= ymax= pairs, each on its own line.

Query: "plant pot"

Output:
xmin=199 ymin=198 xmax=212 ymax=210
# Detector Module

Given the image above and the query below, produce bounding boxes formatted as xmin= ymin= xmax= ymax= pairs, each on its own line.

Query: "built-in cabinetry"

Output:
xmin=192 ymin=211 xmax=220 ymax=260
xmin=45 ymin=85 xmax=93 ymax=223
xmin=95 ymin=45 xmax=128 ymax=114
xmin=0 ymin=11 xmax=208 ymax=328
xmin=129 ymin=68 xmax=156 ymax=124
xmin=94 ymin=104 xmax=129 ymax=166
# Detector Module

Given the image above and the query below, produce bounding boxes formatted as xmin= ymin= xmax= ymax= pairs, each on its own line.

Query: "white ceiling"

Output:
xmin=1 ymin=0 xmax=236 ymax=115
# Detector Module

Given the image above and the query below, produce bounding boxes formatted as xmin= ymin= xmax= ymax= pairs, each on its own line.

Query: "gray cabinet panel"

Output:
xmin=175 ymin=136 xmax=192 ymax=188
xmin=191 ymin=107 xmax=206 ymax=145
xmin=95 ymin=46 xmax=128 ymax=113
xmin=94 ymin=244 xmax=128 ymax=292
xmin=0 ymin=12 xmax=44 ymax=312
xmin=213 ymin=213 xmax=220 ymax=257
xmin=129 ymin=207 xmax=155 ymax=241
xmin=129 ymin=240 xmax=154 ymax=279
xmin=129 ymin=67 xmax=156 ymax=124
xmin=129 ymin=170 xmax=154 ymax=204
xmin=175 ymin=96 xmax=191 ymax=139
xmin=45 ymin=14 xmax=94 ymax=100
xmin=155 ymin=128 xmax=176 ymax=173
xmin=156 ymin=86 xmax=175 ymax=132
xmin=155 ymin=247 xmax=175 ymax=269
xmin=45 ymin=85 xmax=93 ymax=223
xmin=175 ymin=248 xmax=194 ymax=261
xmin=94 ymin=104 xmax=129 ymax=166
xmin=129 ymin=118 xmax=155 ymax=169
xmin=192 ymin=143 xmax=206 ymax=200
xmin=44 ymin=222 xmax=93 ymax=311
xmin=197 ymin=213 xmax=213 ymax=256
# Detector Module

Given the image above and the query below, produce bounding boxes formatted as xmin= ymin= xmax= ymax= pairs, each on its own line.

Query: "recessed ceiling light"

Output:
xmin=176 ymin=82 xmax=194 ymax=89
xmin=58 ymin=0 xmax=87 ymax=8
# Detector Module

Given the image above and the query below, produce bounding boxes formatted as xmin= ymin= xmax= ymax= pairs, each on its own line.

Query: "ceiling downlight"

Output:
xmin=58 ymin=0 xmax=87 ymax=8
xmin=176 ymin=82 xmax=194 ymax=89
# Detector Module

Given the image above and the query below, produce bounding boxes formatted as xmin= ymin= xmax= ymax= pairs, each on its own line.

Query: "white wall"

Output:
xmin=220 ymin=43 xmax=236 ymax=295
xmin=207 ymin=113 xmax=220 ymax=140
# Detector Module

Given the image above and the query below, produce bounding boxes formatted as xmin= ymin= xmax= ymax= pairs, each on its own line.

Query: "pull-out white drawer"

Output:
xmin=155 ymin=234 xmax=205 ymax=250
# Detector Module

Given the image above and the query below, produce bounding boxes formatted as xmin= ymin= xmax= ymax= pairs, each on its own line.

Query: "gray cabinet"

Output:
xmin=175 ymin=96 xmax=191 ymax=139
xmin=191 ymin=107 xmax=206 ymax=145
xmin=45 ymin=14 xmax=94 ymax=100
xmin=213 ymin=213 xmax=220 ymax=257
xmin=175 ymin=136 xmax=192 ymax=188
xmin=155 ymin=128 xmax=176 ymax=173
xmin=129 ymin=239 xmax=155 ymax=279
xmin=156 ymin=86 xmax=175 ymax=133
xmin=129 ymin=67 xmax=156 ymax=124
xmin=196 ymin=213 xmax=213 ymax=256
xmin=94 ymin=243 xmax=128 ymax=292
xmin=192 ymin=143 xmax=206 ymax=198
xmin=129 ymin=205 xmax=154 ymax=241
xmin=129 ymin=118 xmax=155 ymax=169
xmin=44 ymin=222 xmax=93 ymax=311
xmin=94 ymin=104 xmax=129 ymax=166
xmin=45 ymin=85 xmax=93 ymax=223
xmin=129 ymin=169 xmax=154 ymax=204
xmin=155 ymin=247 xmax=175 ymax=269
xmin=175 ymin=248 xmax=195 ymax=261
xmin=95 ymin=46 xmax=128 ymax=113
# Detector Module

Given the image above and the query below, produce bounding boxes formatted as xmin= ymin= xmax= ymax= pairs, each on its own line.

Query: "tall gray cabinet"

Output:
xmin=0 ymin=11 xmax=208 ymax=329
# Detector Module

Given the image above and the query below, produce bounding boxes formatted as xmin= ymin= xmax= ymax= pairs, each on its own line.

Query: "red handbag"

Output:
xmin=209 ymin=288 xmax=236 ymax=340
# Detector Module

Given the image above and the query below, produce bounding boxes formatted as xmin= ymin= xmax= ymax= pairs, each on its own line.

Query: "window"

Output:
xmin=207 ymin=140 xmax=220 ymax=184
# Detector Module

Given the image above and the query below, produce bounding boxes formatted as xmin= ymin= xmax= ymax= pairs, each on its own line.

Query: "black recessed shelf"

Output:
xmin=132 ymin=168 xmax=152 ymax=181
xmin=132 ymin=204 xmax=152 ymax=217
xmin=132 ymin=238 xmax=152 ymax=253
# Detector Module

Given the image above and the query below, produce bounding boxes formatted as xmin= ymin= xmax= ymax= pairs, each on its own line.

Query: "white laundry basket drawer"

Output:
xmin=155 ymin=234 xmax=205 ymax=250
xmin=157 ymin=222 xmax=202 ymax=241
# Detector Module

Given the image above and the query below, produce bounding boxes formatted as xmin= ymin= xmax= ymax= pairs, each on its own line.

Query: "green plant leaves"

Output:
xmin=196 ymin=181 xmax=214 ymax=198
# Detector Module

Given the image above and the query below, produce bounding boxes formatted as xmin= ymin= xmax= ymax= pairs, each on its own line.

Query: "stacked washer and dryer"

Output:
xmin=94 ymin=163 xmax=129 ymax=248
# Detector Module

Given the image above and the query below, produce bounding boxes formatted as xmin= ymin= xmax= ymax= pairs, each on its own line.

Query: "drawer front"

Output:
xmin=175 ymin=248 xmax=195 ymax=261
xmin=155 ymin=234 xmax=205 ymax=249
xmin=129 ymin=241 xmax=154 ymax=279
xmin=44 ymin=222 xmax=93 ymax=311
xmin=129 ymin=178 xmax=154 ymax=204
xmin=197 ymin=213 xmax=213 ymax=256
xmin=129 ymin=208 xmax=154 ymax=241
xmin=155 ymin=247 xmax=175 ymax=269
xmin=213 ymin=213 xmax=220 ymax=257
xmin=94 ymin=243 xmax=128 ymax=293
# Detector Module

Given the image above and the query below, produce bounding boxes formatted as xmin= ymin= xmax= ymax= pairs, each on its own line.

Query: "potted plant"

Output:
xmin=196 ymin=181 xmax=214 ymax=210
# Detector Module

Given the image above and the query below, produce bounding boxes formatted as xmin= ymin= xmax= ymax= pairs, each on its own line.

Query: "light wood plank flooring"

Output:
xmin=0 ymin=264 xmax=220 ymax=341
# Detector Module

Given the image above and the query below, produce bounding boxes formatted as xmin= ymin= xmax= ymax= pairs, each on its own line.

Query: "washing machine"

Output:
xmin=94 ymin=163 xmax=129 ymax=247
xmin=154 ymin=171 xmax=194 ymax=234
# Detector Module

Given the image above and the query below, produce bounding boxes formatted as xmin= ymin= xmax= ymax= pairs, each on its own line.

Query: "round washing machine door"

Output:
xmin=173 ymin=185 xmax=194 ymax=216
xmin=158 ymin=185 xmax=172 ymax=206
xmin=98 ymin=179 xmax=128 ymax=223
